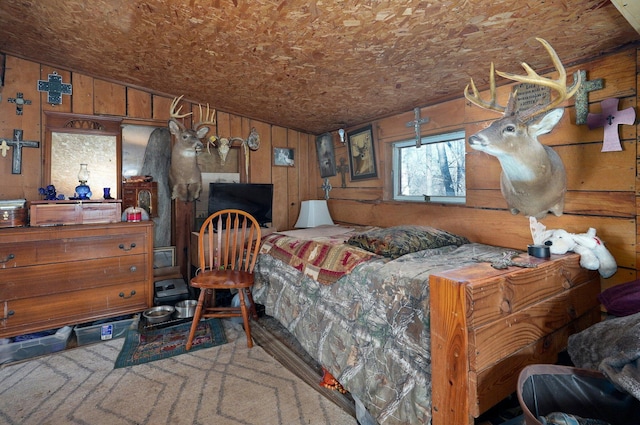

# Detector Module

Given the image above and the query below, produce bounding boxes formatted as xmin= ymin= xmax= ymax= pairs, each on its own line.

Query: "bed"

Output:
xmin=252 ymin=225 xmax=601 ymax=425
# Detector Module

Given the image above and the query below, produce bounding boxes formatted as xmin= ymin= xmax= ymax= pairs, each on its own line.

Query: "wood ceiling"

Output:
xmin=0 ymin=0 xmax=639 ymax=135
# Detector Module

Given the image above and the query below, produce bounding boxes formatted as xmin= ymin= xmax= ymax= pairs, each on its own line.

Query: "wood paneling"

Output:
xmin=72 ymin=73 xmax=94 ymax=115
xmin=0 ymin=56 xmax=41 ymax=199
xmin=317 ymin=47 xmax=640 ymax=288
xmin=94 ymin=79 xmax=126 ymax=116
xmin=127 ymin=88 xmax=152 ymax=119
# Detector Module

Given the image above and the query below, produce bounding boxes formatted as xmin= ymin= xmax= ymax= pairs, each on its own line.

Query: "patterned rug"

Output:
xmin=0 ymin=321 xmax=356 ymax=425
xmin=114 ymin=318 xmax=226 ymax=368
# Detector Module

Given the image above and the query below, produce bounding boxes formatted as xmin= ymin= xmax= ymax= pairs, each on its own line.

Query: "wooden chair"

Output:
xmin=186 ymin=209 xmax=262 ymax=349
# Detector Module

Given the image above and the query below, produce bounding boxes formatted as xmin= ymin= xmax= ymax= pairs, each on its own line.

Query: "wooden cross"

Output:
xmin=37 ymin=71 xmax=72 ymax=105
xmin=1 ymin=129 xmax=40 ymax=174
xmin=405 ymin=107 xmax=429 ymax=147
xmin=574 ymin=70 xmax=604 ymax=125
xmin=321 ymin=177 xmax=332 ymax=200
xmin=587 ymin=98 xmax=636 ymax=152
xmin=7 ymin=92 xmax=32 ymax=115
xmin=336 ymin=157 xmax=349 ymax=188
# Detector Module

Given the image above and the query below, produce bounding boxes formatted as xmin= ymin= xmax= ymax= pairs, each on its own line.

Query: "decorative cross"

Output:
xmin=0 ymin=140 xmax=10 ymax=157
xmin=573 ymin=70 xmax=604 ymax=125
xmin=0 ymin=129 xmax=40 ymax=174
xmin=321 ymin=177 xmax=332 ymax=200
xmin=587 ymin=98 xmax=636 ymax=152
xmin=336 ymin=157 xmax=349 ymax=188
xmin=405 ymin=107 xmax=429 ymax=147
xmin=7 ymin=92 xmax=32 ymax=115
xmin=37 ymin=71 xmax=72 ymax=105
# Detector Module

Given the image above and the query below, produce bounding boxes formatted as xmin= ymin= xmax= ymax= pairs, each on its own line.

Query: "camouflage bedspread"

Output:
xmin=253 ymin=242 xmax=513 ymax=425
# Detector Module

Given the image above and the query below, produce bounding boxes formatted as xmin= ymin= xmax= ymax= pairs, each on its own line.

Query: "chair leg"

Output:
xmin=186 ymin=290 xmax=206 ymax=350
xmin=239 ymin=289 xmax=253 ymax=348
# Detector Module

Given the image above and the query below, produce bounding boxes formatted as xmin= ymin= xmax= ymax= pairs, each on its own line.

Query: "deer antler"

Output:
xmin=464 ymin=62 xmax=506 ymax=113
xmin=497 ymin=38 xmax=581 ymax=121
xmin=194 ymin=103 xmax=216 ymax=130
xmin=170 ymin=95 xmax=193 ymax=121
xmin=464 ymin=38 xmax=582 ymax=121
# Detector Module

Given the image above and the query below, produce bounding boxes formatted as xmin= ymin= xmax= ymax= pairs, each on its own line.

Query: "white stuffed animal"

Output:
xmin=529 ymin=217 xmax=617 ymax=278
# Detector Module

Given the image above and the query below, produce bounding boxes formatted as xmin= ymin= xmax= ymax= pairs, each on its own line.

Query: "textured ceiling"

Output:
xmin=0 ymin=0 xmax=639 ymax=134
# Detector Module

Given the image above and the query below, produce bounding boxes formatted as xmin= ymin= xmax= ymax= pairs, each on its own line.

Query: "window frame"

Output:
xmin=392 ymin=130 xmax=466 ymax=204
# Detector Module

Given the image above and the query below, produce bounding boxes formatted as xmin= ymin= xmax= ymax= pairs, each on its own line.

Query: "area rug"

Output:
xmin=114 ymin=318 xmax=226 ymax=368
xmin=0 ymin=321 xmax=356 ymax=425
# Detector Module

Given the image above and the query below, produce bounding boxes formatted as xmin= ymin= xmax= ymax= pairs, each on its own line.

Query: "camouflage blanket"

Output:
xmin=253 ymin=243 xmax=512 ymax=425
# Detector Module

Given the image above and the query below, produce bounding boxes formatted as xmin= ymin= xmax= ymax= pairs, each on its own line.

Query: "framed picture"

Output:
xmin=153 ymin=246 xmax=176 ymax=269
xmin=315 ymin=132 xmax=337 ymax=178
xmin=273 ymin=147 xmax=295 ymax=167
xmin=347 ymin=124 xmax=377 ymax=180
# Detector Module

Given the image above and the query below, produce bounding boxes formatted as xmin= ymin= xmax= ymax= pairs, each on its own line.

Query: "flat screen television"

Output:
xmin=208 ymin=183 xmax=274 ymax=228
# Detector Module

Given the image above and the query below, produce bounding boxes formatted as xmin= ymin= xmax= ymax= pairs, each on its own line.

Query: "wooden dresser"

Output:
xmin=0 ymin=222 xmax=153 ymax=338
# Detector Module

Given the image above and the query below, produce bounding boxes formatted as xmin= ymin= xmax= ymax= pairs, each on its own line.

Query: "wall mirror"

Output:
xmin=44 ymin=112 xmax=122 ymax=200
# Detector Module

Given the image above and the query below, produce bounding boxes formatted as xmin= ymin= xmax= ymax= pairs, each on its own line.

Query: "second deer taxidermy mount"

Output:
xmin=168 ymin=96 xmax=261 ymax=202
xmin=464 ymin=38 xmax=581 ymax=219
xmin=168 ymin=95 xmax=217 ymax=202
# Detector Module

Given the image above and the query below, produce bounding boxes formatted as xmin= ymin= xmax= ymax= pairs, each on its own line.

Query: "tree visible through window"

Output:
xmin=392 ymin=130 xmax=466 ymax=203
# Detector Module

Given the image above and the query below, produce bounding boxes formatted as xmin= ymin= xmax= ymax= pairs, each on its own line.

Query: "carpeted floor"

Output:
xmin=0 ymin=320 xmax=356 ymax=425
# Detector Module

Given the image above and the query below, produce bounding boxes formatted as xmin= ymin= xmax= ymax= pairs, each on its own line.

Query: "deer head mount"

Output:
xmin=168 ymin=95 xmax=216 ymax=202
xmin=168 ymin=96 xmax=261 ymax=202
xmin=464 ymin=38 xmax=581 ymax=219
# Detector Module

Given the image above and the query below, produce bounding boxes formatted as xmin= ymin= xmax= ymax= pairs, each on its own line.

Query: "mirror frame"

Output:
xmin=44 ymin=111 xmax=123 ymax=200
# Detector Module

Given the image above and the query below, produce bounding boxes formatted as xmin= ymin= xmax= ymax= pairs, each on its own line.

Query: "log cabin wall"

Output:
xmin=0 ymin=53 xmax=313 ymax=274
xmin=313 ymin=47 xmax=639 ymax=291
xmin=1 ymin=47 xmax=638 ymax=289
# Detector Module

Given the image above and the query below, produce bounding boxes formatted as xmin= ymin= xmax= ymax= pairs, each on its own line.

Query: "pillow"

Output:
xmin=598 ymin=279 xmax=640 ymax=317
xmin=346 ymin=225 xmax=469 ymax=259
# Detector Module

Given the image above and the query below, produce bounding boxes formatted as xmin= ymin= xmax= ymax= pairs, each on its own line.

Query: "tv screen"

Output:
xmin=208 ymin=183 xmax=274 ymax=227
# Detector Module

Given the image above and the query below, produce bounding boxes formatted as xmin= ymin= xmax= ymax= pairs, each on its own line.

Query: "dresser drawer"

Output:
xmin=0 ymin=232 xmax=148 ymax=268
xmin=1 ymin=280 xmax=148 ymax=337
xmin=0 ymin=222 xmax=154 ymax=339
xmin=0 ymin=255 xmax=147 ymax=300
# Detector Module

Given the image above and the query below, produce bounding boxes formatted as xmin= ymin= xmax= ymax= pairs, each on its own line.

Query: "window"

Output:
xmin=392 ymin=130 xmax=466 ymax=203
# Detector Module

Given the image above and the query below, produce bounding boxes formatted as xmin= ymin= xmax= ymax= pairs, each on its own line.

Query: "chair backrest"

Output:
xmin=198 ymin=209 xmax=262 ymax=273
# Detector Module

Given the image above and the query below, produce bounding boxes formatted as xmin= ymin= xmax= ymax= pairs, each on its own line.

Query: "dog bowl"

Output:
xmin=143 ymin=305 xmax=175 ymax=324
xmin=174 ymin=300 xmax=198 ymax=319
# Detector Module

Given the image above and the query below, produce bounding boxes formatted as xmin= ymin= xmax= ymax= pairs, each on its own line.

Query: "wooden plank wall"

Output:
xmin=1 ymin=47 xmax=638 ymax=287
xmin=0 ymin=52 xmax=310 ymax=274
xmin=317 ymin=47 xmax=639 ymax=291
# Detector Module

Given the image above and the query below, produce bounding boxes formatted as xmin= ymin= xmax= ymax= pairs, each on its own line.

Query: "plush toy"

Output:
xmin=529 ymin=217 xmax=617 ymax=278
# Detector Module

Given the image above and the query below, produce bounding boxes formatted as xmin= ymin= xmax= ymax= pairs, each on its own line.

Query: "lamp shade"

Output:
xmin=295 ymin=200 xmax=334 ymax=228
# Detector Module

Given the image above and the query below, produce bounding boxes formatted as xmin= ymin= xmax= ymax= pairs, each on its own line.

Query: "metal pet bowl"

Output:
xmin=143 ymin=305 xmax=175 ymax=324
xmin=174 ymin=300 xmax=198 ymax=319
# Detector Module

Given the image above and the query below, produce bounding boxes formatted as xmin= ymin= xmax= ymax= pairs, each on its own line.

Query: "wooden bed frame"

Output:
xmin=429 ymin=252 xmax=601 ymax=425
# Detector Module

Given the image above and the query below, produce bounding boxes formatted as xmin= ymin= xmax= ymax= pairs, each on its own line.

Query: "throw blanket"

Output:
xmin=568 ymin=312 xmax=640 ymax=401
xmin=260 ymin=233 xmax=376 ymax=285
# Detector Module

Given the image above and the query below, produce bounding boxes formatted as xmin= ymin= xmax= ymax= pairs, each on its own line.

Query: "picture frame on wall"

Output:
xmin=273 ymin=147 xmax=295 ymax=167
xmin=153 ymin=246 xmax=176 ymax=269
xmin=315 ymin=132 xmax=337 ymax=178
xmin=347 ymin=124 xmax=377 ymax=180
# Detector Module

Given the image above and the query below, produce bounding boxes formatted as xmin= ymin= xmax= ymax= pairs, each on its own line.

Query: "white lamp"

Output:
xmin=295 ymin=200 xmax=334 ymax=228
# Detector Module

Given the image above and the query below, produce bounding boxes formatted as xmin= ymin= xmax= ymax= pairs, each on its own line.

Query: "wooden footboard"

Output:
xmin=429 ymin=252 xmax=600 ymax=425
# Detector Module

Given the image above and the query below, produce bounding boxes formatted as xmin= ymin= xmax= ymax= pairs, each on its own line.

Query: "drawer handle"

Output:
xmin=119 ymin=290 xmax=137 ymax=299
xmin=0 ymin=253 xmax=15 ymax=264
xmin=7 ymin=310 xmax=14 ymax=317
xmin=129 ymin=265 xmax=137 ymax=272
xmin=118 ymin=243 xmax=137 ymax=251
